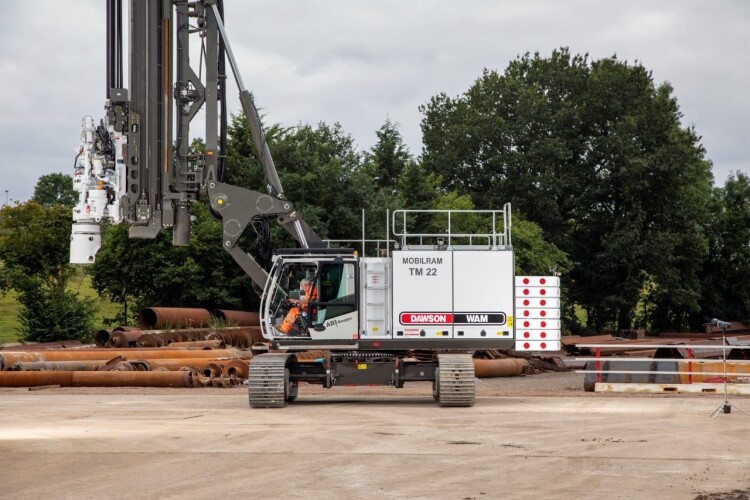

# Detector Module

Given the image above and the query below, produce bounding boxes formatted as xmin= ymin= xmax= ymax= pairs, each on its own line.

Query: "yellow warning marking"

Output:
xmin=507 ymin=315 xmax=513 ymax=327
xmin=358 ymin=364 xmax=367 ymax=370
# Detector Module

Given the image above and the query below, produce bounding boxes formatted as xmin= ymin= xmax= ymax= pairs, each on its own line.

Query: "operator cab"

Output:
xmin=261 ymin=249 xmax=359 ymax=341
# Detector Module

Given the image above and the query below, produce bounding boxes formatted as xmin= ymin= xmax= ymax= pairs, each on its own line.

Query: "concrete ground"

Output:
xmin=0 ymin=373 xmax=749 ymax=499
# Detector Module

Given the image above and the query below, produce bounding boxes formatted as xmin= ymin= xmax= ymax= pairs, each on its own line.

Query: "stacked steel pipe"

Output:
xmin=138 ymin=307 xmax=212 ymax=329
xmin=0 ymin=307 xmax=267 ymax=388
xmin=0 ymin=345 xmax=251 ymax=388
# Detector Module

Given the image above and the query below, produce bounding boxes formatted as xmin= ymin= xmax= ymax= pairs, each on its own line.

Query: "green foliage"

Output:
xmin=695 ymin=173 xmax=750 ymax=325
xmin=365 ymin=119 xmax=412 ymax=192
xmin=90 ymin=202 xmax=256 ymax=316
xmin=14 ymin=278 xmax=97 ymax=343
xmin=420 ymin=48 xmax=713 ymax=332
xmin=274 ymin=122 xmax=371 ymax=241
xmin=32 ymin=173 xmax=77 ymax=207
xmin=513 ymin=215 xmax=570 ymax=276
xmin=0 ymin=201 xmax=96 ymax=342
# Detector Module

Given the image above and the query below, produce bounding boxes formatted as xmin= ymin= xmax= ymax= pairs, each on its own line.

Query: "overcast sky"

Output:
xmin=0 ymin=0 xmax=747 ymax=202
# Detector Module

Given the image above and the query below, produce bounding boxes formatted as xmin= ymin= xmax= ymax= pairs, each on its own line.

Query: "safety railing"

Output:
xmin=323 ymin=238 xmax=395 ymax=258
xmin=391 ymin=203 xmax=512 ymax=250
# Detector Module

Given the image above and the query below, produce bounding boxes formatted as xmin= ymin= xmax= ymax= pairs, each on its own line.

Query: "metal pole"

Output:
xmin=386 ymin=209 xmax=390 ymax=258
xmin=361 ymin=208 xmax=365 ymax=256
xmin=723 ymin=327 xmax=728 ymax=403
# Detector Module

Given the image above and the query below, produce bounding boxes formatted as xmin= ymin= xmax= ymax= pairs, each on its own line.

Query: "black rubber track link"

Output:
xmin=248 ymin=353 xmax=293 ymax=408
xmin=435 ymin=353 xmax=475 ymax=407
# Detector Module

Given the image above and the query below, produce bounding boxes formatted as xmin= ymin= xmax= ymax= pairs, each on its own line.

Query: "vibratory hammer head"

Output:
xmin=70 ymin=222 xmax=101 ymax=264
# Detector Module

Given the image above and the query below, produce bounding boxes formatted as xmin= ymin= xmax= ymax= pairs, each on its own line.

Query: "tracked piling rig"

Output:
xmin=70 ymin=0 xmax=561 ymax=407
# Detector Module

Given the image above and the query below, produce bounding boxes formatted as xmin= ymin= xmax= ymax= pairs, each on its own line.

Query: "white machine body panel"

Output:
xmin=309 ymin=310 xmax=359 ymax=340
xmin=360 ymin=258 xmax=391 ymax=338
xmin=391 ymin=250 xmax=514 ymax=340
xmin=516 ymin=329 xmax=561 ymax=341
xmin=518 ymin=297 xmax=560 ymax=309
xmin=515 ymin=340 xmax=561 ymax=351
xmin=452 ymin=251 xmax=514 ymax=339
xmin=517 ymin=319 xmax=561 ymax=330
xmin=514 ymin=276 xmax=562 ymax=352
xmin=392 ymin=251 xmax=454 ymax=338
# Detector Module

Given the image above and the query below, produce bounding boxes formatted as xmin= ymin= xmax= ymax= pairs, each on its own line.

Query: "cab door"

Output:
xmin=308 ymin=261 xmax=359 ymax=340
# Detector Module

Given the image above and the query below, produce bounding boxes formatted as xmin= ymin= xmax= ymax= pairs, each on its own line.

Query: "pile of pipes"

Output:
xmin=94 ymin=307 xmax=263 ymax=349
xmin=0 ymin=307 xmax=265 ymax=388
xmin=474 ymin=349 xmax=567 ymax=375
xmin=0 ymin=346 xmax=252 ymax=388
xmin=408 ymin=349 xmax=557 ymax=377
xmin=95 ymin=326 xmax=263 ymax=349
xmin=136 ymin=307 xmax=260 ymax=330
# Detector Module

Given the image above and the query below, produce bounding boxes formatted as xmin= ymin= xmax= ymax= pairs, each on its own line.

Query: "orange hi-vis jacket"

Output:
xmin=280 ymin=287 xmax=318 ymax=334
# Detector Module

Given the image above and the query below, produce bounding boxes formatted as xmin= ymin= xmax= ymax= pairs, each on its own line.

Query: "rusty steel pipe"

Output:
xmin=10 ymin=361 xmax=109 ymax=371
xmin=137 ymin=358 xmax=234 ymax=371
xmin=222 ymin=359 xmax=250 ymax=380
xmin=169 ymin=340 xmax=225 ymax=349
xmin=201 ymin=362 xmax=225 ymax=378
xmin=138 ymin=307 xmax=211 ymax=329
xmin=0 ymin=371 xmax=74 ymax=386
xmin=512 ymin=358 xmax=531 ymax=375
xmin=112 ymin=326 xmax=141 ymax=333
xmin=110 ymin=330 xmax=143 ymax=348
xmin=137 ymin=327 xmax=214 ymax=336
xmin=0 ymin=371 xmax=193 ymax=387
xmin=0 ymin=340 xmax=83 ymax=351
xmin=136 ymin=334 xmax=166 ymax=348
xmin=473 ymin=358 xmax=526 ymax=378
xmin=0 ymin=352 xmax=44 ymax=370
xmin=72 ymin=371 xmax=192 ymax=387
xmin=162 ymin=331 xmax=183 ymax=345
xmin=94 ymin=329 xmax=112 ymax=347
xmin=211 ymin=310 xmax=260 ymax=327
xmin=208 ymin=327 xmax=262 ymax=348
xmin=3 ymin=348 xmax=241 ymax=362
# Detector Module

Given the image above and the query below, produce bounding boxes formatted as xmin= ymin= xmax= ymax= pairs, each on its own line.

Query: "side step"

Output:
xmin=435 ymin=353 xmax=475 ymax=407
xmin=248 ymin=353 xmax=293 ymax=408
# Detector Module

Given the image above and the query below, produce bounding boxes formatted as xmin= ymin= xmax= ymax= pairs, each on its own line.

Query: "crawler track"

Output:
xmin=435 ymin=353 xmax=475 ymax=407
xmin=247 ymin=353 xmax=293 ymax=408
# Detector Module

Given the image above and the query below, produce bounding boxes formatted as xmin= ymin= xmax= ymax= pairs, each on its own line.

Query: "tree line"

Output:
xmin=1 ymin=48 xmax=748 ymax=341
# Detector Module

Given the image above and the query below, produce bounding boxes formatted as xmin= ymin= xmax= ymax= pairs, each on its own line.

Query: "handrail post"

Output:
xmin=687 ymin=348 xmax=693 ymax=384
xmin=448 ymin=211 xmax=452 ymax=247
xmin=596 ymin=347 xmax=601 ymax=384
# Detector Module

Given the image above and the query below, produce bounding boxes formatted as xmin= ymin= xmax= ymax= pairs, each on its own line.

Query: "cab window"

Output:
xmin=311 ymin=262 xmax=356 ymax=325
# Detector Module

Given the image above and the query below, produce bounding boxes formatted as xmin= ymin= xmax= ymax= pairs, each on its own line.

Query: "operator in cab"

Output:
xmin=280 ymin=278 xmax=317 ymax=335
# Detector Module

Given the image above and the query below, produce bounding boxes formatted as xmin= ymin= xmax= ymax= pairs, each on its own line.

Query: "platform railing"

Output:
xmin=392 ymin=203 xmax=512 ymax=250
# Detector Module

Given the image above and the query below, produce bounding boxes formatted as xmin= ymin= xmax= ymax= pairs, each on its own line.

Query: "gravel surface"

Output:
xmin=2 ymin=371 xmax=748 ymax=401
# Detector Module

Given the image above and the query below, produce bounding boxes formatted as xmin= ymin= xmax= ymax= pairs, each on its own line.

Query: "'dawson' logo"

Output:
xmin=399 ymin=313 xmax=453 ymax=325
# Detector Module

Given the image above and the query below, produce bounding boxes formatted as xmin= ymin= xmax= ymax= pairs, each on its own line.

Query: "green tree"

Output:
xmin=224 ymin=114 xmax=375 ymax=245
xmin=365 ymin=119 xmax=411 ymax=192
xmin=420 ymin=48 xmax=713 ymax=332
xmin=694 ymin=173 xmax=750 ymax=325
xmin=33 ymin=173 xmax=77 ymax=207
xmin=0 ymin=201 xmax=96 ymax=341
xmin=90 ymin=202 xmax=256 ymax=320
